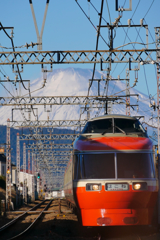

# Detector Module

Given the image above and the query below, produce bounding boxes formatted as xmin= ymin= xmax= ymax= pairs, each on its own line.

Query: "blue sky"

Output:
xmin=0 ymin=0 xmax=159 ymax=100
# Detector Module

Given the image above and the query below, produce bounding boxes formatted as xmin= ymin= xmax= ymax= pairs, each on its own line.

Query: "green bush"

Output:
xmin=0 ymin=175 xmax=6 ymax=189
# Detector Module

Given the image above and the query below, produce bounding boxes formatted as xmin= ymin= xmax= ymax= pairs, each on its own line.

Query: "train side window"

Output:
xmin=73 ymin=154 xmax=79 ymax=180
xmin=77 ymin=156 xmax=82 ymax=179
xmin=74 ymin=154 xmax=84 ymax=180
xmin=72 ymin=155 xmax=75 ymax=180
xmin=80 ymin=154 xmax=86 ymax=179
xmin=149 ymin=153 xmax=155 ymax=178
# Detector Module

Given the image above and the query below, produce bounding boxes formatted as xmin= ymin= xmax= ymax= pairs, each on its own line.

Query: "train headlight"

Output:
xmin=132 ymin=182 xmax=147 ymax=190
xmin=133 ymin=183 xmax=141 ymax=190
xmin=86 ymin=183 xmax=101 ymax=191
xmin=92 ymin=185 xmax=99 ymax=190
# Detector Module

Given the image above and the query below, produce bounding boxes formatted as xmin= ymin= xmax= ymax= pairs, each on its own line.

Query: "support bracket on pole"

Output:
xmin=115 ymin=0 xmax=132 ymax=11
xmin=29 ymin=0 xmax=50 ymax=50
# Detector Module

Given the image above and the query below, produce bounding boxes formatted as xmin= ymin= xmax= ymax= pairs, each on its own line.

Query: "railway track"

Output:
xmin=0 ymin=199 xmax=159 ymax=240
xmin=0 ymin=200 xmax=52 ymax=240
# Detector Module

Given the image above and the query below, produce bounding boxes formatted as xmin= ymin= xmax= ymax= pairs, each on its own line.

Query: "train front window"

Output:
xmin=81 ymin=119 xmax=112 ymax=134
xmin=114 ymin=118 xmax=146 ymax=135
xmin=117 ymin=153 xmax=154 ymax=179
xmin=76 ymin=153 xmax=115 ymax=179
xmin=81 ymin=118 xmax=147 ymax=136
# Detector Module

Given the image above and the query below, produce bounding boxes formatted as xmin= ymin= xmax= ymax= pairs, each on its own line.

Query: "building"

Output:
xmin=0 ymin=153 xmax=6 ymax=177
xmin=19 ymin=170 xmax=35 ymax=195
xmin=0 ymin=152 xmax=17 ymax=185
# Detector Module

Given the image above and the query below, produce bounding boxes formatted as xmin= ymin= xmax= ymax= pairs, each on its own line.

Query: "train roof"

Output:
xmin=88 ymin=114 xmax=138 ymax=122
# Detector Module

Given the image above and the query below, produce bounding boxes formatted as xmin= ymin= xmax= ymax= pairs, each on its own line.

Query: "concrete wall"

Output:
xmin=12 ymin=169 xmax=17 ymax=184
xmin=19 ymin=171 xmax=35 ymax=196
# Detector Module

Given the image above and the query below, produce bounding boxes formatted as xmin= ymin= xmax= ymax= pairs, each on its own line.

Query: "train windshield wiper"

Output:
xmin=115 ymin=125 xmax=126 ymax=135
xmin=102 ymin=125 xmax=126 ymax=135
xmin=102 ymin=129 xmax=111 ymax=135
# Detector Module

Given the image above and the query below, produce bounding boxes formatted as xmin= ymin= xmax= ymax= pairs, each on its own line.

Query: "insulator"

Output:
xmin=15 ymin=75 xmax=18 ymax=83
xmin=10 ymin=29 xmax=14 ymax=38
xmin=140 ymin=19 xmax=143 ymax=27
xmin=128 ymin=19 xmax=131 ymax=27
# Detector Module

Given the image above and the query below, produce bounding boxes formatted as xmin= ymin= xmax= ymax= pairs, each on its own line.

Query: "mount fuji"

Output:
xmin=0 ymin=67 xmax=157 ymax=141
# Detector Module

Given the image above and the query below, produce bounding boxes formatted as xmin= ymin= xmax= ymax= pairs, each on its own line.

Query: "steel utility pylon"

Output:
xmin=23 ymin=143 xmax=27 ymax=203
xmin=16 ymin=133 xmax=20 ymax=207
xmin=32 ymin=152 xmax=35 ymax=202
xmin=6 ymin=119 xmax=11 ymax=209
xmin=155 ymin=26 xmax=160 ymax=225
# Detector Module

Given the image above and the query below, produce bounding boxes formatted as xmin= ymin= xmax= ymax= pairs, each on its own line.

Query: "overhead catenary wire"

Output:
xmin=130 ymin=9 xmax=156 ymax=105
xmin=88 ymin=0 xmax=105 ymax=96
xmin=0 ymin=23 xmax=28 ymax=91
xmin=143 ymin=0 xmax=155 ymax=19
xmin=142 ymin=19 xmax=157 ymax=91
xmin=78 ymin=0 xmax=105 ymax=121
xmin=110 ymin=6 xmax=142 ymax=95
xmin=0 ymin=82 xmax=15 ymax=98
xmin=75 ymin=0 xmax=109 ymax=48
xmin=110 ymin=0 xmax=156 ymax=99
xmin=123 ymin=0 xmax=127 ymax=7
xmin=86 ymin=0 xmax=142 ymax=117
xmin=89 ymin=1 xmax=108 ymax=25
xmin=0 ymin=66 xmax=17 ymax=99
xmin=143 ymin=65 xmax=151 ymax=102
xmin=105 ymin=0 xmax=111 ymax=25
xmin=0 ymin=22 xmax=37 ymax=119
xmin=110 ymin=0 xmax=141 ymax=83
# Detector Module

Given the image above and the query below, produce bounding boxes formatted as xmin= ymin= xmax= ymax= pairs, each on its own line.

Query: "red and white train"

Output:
xmin=64 ymin=114 xmax=158 ymax=226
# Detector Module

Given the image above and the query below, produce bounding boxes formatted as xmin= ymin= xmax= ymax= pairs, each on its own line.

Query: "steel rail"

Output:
xmin=7 ymin=200 xmax=53 ymax=240
xmin=0 ymin=200 xmax=53 ymax=239
xmin=0 ymin=200 xmax=46 ymax=233
xmin=0 ymin=200 xmax=45 ymax=232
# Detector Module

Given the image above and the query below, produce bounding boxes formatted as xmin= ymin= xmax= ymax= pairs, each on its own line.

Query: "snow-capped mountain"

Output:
xmin=0 ymin=67 xmax=157 ymax=140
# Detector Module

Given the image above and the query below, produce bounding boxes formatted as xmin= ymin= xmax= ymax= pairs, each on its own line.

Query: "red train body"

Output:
xmin=64 ymin=114 xmax=158 ymax=226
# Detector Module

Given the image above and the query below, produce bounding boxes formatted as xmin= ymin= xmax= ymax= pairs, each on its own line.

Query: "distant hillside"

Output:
xmin=0 ymin=126 xmax=76 ymax=168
